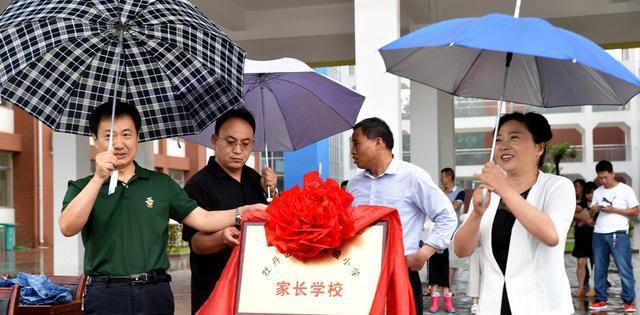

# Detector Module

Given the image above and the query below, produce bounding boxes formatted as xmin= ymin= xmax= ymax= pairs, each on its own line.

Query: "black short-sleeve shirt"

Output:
xmin=182 ymin=156 xmax=266 ymax=314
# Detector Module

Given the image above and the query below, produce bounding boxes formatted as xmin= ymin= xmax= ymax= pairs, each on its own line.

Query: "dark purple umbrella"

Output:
xmin=184 ymin=58 xmax=365 ymax=153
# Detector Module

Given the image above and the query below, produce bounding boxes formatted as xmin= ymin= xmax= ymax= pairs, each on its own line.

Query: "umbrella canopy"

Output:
xmin=380 ymin=13 xmax=640 ymax=107
xmin=0 ymin=0 xmax=245 ymax=141
xmin=183 ymin=57 xmax=365 ymax=152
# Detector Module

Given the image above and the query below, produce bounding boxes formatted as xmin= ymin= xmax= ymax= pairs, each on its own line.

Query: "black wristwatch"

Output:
xmin=235 ymin=207 xmax=242 ymax=225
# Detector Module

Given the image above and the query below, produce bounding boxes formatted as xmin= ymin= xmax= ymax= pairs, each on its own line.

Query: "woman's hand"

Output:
xmin=471 ymin=183 xmax=493 ymax=217
xmin=474 ymin=162 xmax=512 ymax=196
xmin=573 ymin=208 xmax=593 ymax=225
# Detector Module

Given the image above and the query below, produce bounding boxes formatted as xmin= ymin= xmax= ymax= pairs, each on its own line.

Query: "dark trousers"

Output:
xmin=427 ymin=248 xmax=450 ymax=287
xmin=84 ymin=281 xmax=174 ymax=315
xmin=409 ymin=269 xmax=423 ymax=314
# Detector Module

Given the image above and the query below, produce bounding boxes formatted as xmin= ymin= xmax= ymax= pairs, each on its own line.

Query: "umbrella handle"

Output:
xmin=107 ymin=24 xmax=125 ymax=195
xmin=481 ymin=188 xmax=489 ymax=207
xmin=481 ymin=53 xmax=512 ymax=205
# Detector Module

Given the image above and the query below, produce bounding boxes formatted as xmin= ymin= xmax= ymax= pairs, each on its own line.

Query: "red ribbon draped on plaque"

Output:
xmin=197 ymin=172 xmax=415 ymax=315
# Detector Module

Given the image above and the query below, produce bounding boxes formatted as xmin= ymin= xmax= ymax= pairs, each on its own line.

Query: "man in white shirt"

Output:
xmin=347 ymin=117 xmax=457 ymax=314
xmin=589 ymin=160 xmax=639 ymax=313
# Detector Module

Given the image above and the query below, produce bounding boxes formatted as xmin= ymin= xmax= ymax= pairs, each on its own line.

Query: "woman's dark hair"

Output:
xmin=583 ymin=181 xmax=597 ymax=195
xmin=89 ymin=101 xmax=142 ymax=136
xmin=497 ymin=112 xmax=552 ymax=168
xmin=578 ymin=181 xmax=598 ymax=207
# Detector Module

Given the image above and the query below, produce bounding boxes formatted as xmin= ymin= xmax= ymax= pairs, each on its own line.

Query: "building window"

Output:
xmin=261 ymin=152 xmax=284 ymax=191
xmin=593 ymin=126 xmax=627 ymax=161
xmin=455 ymin=131 xmax=492 ymax=166
xmin=622 ymin=48 xmax=630 ymax=61
xmin=547 ymin=128 xmax=583 ymax=162
xmin=456 ymin=177 xmax=482 ymax=190
xmin=166 ymin=138 xmax=185 ymax=157
xmin=329 ymin=134 xmax=343 ymax=181
xmin=168 ymin=169 xmax=186 ymax=187
xmin=402 ymin=131 xmax=411 ymax=162
xmin=592 ymin=105 xmax=627 ymax=112
xmin=0 ymin=153 xmax=12 ymax=208
xmin=454 ymin=97 xmax=497 ymax=118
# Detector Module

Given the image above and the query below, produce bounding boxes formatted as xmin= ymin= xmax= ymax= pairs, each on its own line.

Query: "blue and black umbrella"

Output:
xmin=379 ymin=4 xmax=640 ymax=164
xmin=379 ymin=13 xmax=640 ymax=108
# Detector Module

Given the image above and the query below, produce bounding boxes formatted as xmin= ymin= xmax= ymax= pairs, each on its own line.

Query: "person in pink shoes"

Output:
xmin=426 ymin=168 xmax=465 ymax=313
xmin=427 ymin=249 xmax=455 ymax=313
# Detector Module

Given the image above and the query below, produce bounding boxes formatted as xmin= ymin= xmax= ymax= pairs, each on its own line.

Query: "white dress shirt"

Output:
xmin=461 ymin=171 xmax=575 ymax=315
xmin=347 ymin=159 xmax=457 ymax=255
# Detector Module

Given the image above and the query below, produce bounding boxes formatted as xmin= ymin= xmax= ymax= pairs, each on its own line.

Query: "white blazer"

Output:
xmin=463 ymin=171 xmax=575 ymax=315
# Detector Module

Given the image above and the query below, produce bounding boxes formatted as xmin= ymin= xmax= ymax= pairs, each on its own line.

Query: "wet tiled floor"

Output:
xmin=1 ymin=247 xmax=639 ymax=314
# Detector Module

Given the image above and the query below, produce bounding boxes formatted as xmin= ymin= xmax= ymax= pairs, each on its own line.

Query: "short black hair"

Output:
xmin=353 ymin=117 xmax=394 ymax=150
xmin=214 ymin=107 xmax=256 ymax=135
xmin=441 ymin=167 xmax=455 ymax=181
xmin=595 ymin=160 xmax=613 ymax=173
xmin=89 ymin=101 xmax=142 ymax=136
xmin=497 ymin=112 xmax=552 ymax=168
xmin=573 ymin=178 xmax=586 ymax=187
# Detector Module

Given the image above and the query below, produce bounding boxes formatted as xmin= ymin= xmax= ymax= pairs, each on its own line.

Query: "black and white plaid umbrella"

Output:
xmin=0 ymin=0 xmax=245 ymax=141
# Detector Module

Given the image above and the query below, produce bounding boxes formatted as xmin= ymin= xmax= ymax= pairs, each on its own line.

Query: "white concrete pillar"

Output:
xmin=411 ymin=85 xmax=455 ymax=284
xmin=354 ymin=0 xmax=402 ymax=158
xmin=53 ymin=133 xmax=89 ymax=275
xmin=583 ymin=121 xmax=595 ymax=179
xmin=410 ymin=84 xmax=455 ymax=178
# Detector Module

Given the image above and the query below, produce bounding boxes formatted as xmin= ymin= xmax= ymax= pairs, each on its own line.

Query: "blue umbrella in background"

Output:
xmin=379 ymin=1 xmax=640 ymax=170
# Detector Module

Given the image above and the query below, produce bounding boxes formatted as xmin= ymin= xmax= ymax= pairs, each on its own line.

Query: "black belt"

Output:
xmin=89 ymin=271 xmax=171 ymax=285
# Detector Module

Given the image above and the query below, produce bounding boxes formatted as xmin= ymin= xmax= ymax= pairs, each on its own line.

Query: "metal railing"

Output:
xmin=455 ymin=148 xmax=491 ymax=166
xmin=456 ymin=145 xmax=585 ymax=166
xmin=455 ymin=143 xmax=630 ymax=165
xmin=454 ymin=98 xmax=584 ymax=118
xmin=593 ymin=144 xmax=628 ymax=161
xmin=592 ymin=105 xmax=628 ymax=112
xmin=543 ymin=145 xmax=584 ymax=163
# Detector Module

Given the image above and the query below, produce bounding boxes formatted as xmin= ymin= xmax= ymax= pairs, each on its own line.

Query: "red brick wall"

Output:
xmin=13 ymin=108 xmax=37 ymax=248
xmin=550 ymin=128 xmax=582 ymax=145
xmin=10 ymin=109 xmax=54 ymax=248
xmin=593 ymin=127 xmax=625 ymax=145
xmin=43 ymin=126 xmax=53 ymax=246
xmin=154 ymin=139 xmax=206 ymax=181
xmin=185 ymin=142 xmax=206 ymax=182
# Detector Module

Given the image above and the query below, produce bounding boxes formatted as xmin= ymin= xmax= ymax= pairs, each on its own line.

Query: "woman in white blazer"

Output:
xmin=454 ymin=112 xmax=575 ymax=315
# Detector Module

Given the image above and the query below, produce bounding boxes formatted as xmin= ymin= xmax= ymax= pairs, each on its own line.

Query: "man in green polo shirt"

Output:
xmin=59 ymin=101 xmax=266 ymax=314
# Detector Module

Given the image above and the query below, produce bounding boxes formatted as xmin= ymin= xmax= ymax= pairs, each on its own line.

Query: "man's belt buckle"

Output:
xmin=130 ymin=273 xmax=149 ymax=285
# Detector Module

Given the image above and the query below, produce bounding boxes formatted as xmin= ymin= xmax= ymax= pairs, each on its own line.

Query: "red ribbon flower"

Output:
xmin=264 ymin=171 xmax=356 ymax=260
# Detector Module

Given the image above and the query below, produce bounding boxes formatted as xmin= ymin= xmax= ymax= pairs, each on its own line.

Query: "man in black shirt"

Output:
xmin=182 ymin=108 xmax=276 ymax=314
